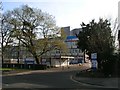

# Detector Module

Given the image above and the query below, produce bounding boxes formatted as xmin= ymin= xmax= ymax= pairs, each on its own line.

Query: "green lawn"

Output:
xmin=76 ymin=69 xmax=105 ymax=78
xmin=2 ymin=68 xmax=32 ymax=75
xmin=1 ymin=68 xmax=32 ymax=71
xmin=0 ymin=68 xmax=14 ymax=70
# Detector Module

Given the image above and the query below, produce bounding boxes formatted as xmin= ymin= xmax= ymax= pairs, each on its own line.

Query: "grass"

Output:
xmin=0 ymin=68 xmax=33 ymax=71
xmin=0 ymin=68 xmax=14 ymax=70
xmin=1 ymin=68 xmax=32 ymax=75
xmin=1 ymin=68 xmax=32 ymax=71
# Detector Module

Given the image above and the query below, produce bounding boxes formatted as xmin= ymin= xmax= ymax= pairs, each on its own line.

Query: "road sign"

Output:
xmin=24 ymin=58 xmax=35 ymax=64
xmin=91 ymin=53 xmax=97 ymax=60
xmin=91 ymin=60 xmax=98 ymax=68
xmin=91 ymin=53 xmax=98 ymax=70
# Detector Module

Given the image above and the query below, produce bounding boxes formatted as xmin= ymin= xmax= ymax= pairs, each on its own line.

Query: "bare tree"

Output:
xmin=1 ymin=9 xmax=15 ymax=63
xmin=4 ymin=5 xmax=67 ymax=64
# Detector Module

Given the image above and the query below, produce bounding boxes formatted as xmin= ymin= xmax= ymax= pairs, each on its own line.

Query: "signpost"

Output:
xmin=91 ymin=53 xmax=98 ymax=71
xmin=24 ymin=58 xmax=35 ymax=64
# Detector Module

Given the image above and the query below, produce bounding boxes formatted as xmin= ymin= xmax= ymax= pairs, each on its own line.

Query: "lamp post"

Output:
xmin=83 ymin=49 xmax=86 ymax=63
xmin=17 ymin=39 xmax=20 ymax=64
xmin=118 ymin=30 xmax=120 ymax=49
xmin=59 ymin=49 xmax=61 ymax=68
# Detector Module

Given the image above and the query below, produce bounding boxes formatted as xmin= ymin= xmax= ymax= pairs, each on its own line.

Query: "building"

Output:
xmin=65 ymin=35 xmax=84 ymax=64
xmin=61 ymin=26 xmax=70 ymax=36
xmin=51 ymin=27 xmax=89 ymax=66
xmin=3 ymin=45 xmax=29 ymax=64
xmin=3 ymin=26 xmax=89 ymax=67
xmin=70 ymin=28 xmax=82 ymax=36
xmin=41 ymin=35 xmax=85 ymax=67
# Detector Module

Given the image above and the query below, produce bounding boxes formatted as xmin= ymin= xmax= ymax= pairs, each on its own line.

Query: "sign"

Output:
xmin=91 ymin=60 xmax=98 ymax=68
xmin=91 ymin=53 xmax=97 ymax=60
xmin=91 ymin=53 xmax=98 ymax=70
xmin=24 ymin=58 xmax=35 ymax=64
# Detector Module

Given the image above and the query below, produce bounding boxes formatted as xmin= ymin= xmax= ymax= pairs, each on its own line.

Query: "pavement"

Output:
xmin=71 ymin=64 xmax=120 ymax=89
xmin=2 ymin=63 xmax=120 ymax=89
xmin=72 ymin=75 xmax=120 ymax=88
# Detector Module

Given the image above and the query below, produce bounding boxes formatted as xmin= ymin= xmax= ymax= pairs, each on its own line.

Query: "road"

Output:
xmin=2 ymin=63 xmax=105 ymax=90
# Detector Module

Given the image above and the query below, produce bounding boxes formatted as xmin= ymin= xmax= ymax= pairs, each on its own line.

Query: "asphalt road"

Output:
xmin=2 ymin=64 xmax=106 ymax=90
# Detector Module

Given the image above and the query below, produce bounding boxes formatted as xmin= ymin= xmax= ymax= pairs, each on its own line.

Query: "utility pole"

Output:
xmin=17 ymin=39 xmax=20 ymax=64
xmin=83 ymin=49 xmax=86 ymax=63
xmin=118 ymin=30 xmax=120 ymax=49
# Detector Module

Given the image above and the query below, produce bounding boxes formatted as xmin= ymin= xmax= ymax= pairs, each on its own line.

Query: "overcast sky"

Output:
xmin=2 ymin=0 xmax=120 ymax=30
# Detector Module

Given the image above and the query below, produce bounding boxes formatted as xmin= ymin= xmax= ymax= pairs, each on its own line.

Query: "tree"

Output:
xmin=0 ymin=2 xmax=15 ymax=63
xmin=4 ymin=5 xmax=67 ymax=64
xmin=77 ymin=18 xmax=115 ymax=71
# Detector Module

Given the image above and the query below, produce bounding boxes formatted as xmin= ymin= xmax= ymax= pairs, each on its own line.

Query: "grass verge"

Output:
xmin=2 ymin=68 xmax=32 ymax=75
xmin=0 ymin=68 xmax=14 ymax=70
xmin=76 ymin=69 xmax=105 ymax=78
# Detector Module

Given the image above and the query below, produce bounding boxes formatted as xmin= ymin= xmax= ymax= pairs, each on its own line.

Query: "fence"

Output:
xmin=2 ymin=63 xmax=47 ymax=70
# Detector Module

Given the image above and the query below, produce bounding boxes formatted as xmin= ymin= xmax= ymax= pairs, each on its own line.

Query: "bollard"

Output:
xmin=6 ymin=65 xmax=8 ymax=68
xmin=62 ymin=66 xmax=64 ymax=70
xmin=29 ymin=65 xmax=31 ymax=69
xmin=21 ymin=65 xmax=22 ymax=69
xmin=13 ymin=64 xmax=15 ymax=68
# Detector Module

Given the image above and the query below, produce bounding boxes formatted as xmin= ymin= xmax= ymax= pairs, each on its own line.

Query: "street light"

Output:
xmin=118 ymin=30 xmax=120 ymax=49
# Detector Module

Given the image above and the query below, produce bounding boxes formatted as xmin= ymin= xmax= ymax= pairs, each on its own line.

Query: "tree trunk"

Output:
xmin=40 ymin=57 xmax=42 ymax=64
xmin=17 ymin=50 xmax=20 ymax=64
xmin=50 ymin=57 xmax=51 ymax=66
xmin=34 ymin=55 xmax=39 ymax=64
xmin=1 ymin=36 xmax=4 ymax=64
xmin=97 ymin=60 xmax=101 ymax=70
xmin=1 ymin=48 xmax=3 ymax=64
xmin=83 ymin=50 xmax=86 ymax=63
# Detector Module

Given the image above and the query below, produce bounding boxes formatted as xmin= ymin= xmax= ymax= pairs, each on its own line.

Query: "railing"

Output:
xmin=2 ymin=63 xmax=47 ymax=70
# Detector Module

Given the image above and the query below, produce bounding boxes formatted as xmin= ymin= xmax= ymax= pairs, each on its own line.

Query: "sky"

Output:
xmin=2 ymin=0 xmax=120 ymax=30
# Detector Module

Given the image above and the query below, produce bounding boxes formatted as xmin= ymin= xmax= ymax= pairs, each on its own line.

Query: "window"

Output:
xmin=56 ymin=50 xmax=60 ymax=54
